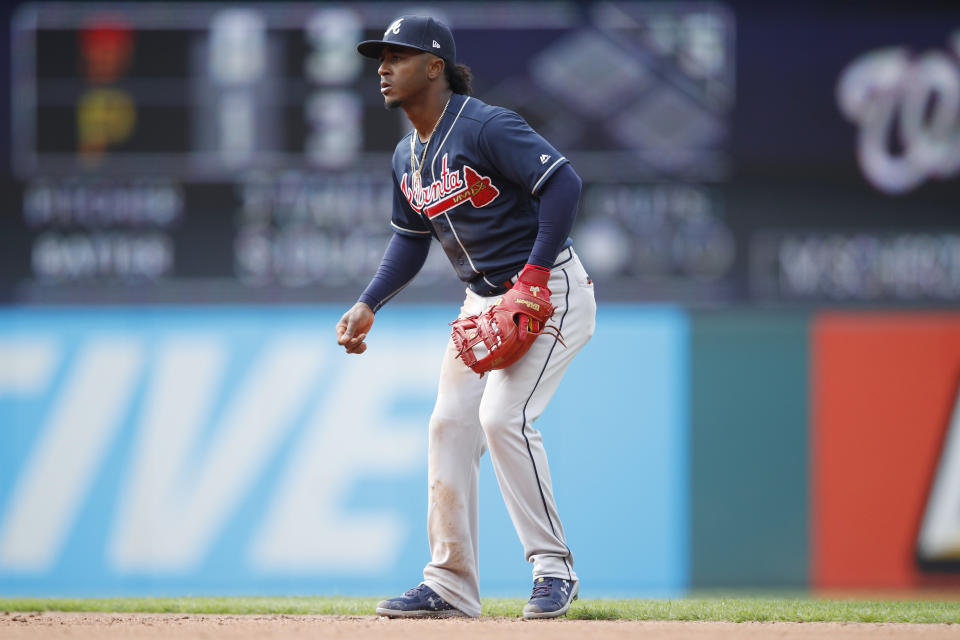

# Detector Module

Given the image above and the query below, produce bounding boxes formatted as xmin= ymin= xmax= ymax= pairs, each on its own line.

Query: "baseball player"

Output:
xmin=336 ymin=15 xmax=596 ymax=619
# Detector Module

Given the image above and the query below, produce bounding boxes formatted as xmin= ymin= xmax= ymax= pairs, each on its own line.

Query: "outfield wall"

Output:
xmin=1 ymin=306 xmax=959 ymax=596
xmin=689 ymin=312 xmax=809 ymax=588
xmin=0 ymin=306 xmax=689 ymax=597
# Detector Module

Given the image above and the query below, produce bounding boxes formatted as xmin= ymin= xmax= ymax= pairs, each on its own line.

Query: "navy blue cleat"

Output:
xmin=375 ymin=583 xmax=467 ymax=618
xmin=522 ymin=577 xmax=579 ymax=619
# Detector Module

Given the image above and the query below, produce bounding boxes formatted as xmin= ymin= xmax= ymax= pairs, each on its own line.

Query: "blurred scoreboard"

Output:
xmin=5 ymin=1 xmax=737 ymax=304
xmin=16 ymin=4 xmax=429 ymax=178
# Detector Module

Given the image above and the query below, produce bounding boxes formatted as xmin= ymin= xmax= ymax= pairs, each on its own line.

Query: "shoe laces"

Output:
xmin=404 ymin=584 xmax=431 ymax=597
xmin=531 ymin=579 xmax=555 ymax=599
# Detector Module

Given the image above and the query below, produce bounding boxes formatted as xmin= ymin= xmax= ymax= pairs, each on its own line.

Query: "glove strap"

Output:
xmin=517 ymin=263 xmax=551 ymax=288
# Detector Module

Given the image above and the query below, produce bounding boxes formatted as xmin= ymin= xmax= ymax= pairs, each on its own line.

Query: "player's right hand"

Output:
xmin=336 ymin=302 xmax=375 ymax=354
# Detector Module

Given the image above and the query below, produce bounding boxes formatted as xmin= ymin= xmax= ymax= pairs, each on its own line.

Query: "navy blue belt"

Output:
xmin=467 ymin=247 xmax=574 ymax=297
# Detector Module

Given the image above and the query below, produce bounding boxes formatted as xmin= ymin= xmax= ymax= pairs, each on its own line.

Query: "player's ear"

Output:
xmin=427 ymin=55 xmax=445 ymax=81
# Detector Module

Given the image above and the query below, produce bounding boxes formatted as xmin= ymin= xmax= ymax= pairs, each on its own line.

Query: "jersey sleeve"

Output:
xmin=478 ymin=111 xmax=568 ymax=195
xmin=389 ymin=175 xmax=432 ymax=237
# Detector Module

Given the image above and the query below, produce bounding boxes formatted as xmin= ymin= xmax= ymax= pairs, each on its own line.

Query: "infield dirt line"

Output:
xmin=2 ymin=613 xmax=959 ymax=639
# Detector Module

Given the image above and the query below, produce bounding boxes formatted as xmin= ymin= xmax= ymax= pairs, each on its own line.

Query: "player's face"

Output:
xmin=377 ymin=45 xmax=430 ymax=109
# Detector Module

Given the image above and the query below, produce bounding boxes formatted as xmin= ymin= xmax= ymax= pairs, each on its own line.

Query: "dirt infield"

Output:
xmin=1 ymin=612 xmax=958 ymax=639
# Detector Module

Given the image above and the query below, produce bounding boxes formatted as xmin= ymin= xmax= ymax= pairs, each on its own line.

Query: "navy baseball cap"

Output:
xmin=357 ymin=15 xmax=456 ymax=67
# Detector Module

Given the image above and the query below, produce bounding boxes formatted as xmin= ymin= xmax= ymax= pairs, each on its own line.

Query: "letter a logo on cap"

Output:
xmin=386 ymin=18 xmax=403 ymax=36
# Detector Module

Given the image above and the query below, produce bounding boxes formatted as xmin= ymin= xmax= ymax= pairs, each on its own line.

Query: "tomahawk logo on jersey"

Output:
xmin=400 ymin=155 xmax=500 ymax=218
xmin=389 ymin=93 xmax=572 ymax=291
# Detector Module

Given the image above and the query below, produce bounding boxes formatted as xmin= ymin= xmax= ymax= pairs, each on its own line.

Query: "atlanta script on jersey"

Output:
xmin=390 ymin=93 xmax=572 ymax=295
xmin=401 ymin=157 xmax=500 ymax=219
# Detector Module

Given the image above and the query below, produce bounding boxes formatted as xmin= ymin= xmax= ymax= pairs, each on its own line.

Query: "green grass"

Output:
xmin=2 ymin=596 xmax=960 ymax=623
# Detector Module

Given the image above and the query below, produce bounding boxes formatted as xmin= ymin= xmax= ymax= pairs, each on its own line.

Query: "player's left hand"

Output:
xmin=450 ymin=264 xmax=561 ymax=374
xmin=500 ymin=264 xmax=554 ymax=332
xmin=336 ymin=302 xmax=374 ymax=354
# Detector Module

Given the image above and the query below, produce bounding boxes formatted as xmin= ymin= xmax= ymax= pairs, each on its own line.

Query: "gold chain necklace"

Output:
xmin=409 ymin=96 xmax=451 ymax=188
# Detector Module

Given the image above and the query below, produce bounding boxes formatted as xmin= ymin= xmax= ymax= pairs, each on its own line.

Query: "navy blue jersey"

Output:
xmin=389 ymin=93 xmax=573 ymax=294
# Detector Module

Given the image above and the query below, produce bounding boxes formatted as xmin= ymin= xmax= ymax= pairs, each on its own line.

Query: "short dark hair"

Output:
xmin=445 ymin=63 xmax=473 ymax=95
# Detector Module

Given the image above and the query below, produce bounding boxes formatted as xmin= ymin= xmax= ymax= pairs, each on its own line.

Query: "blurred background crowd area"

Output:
xmin=0 ymin=0 xmax=956 ymax=307
xmin=1 ymin=0 xmax=960 ymax=599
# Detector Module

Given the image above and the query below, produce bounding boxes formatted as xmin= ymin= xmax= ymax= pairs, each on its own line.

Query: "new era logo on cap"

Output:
xmin=432 ymin=40 xmax=441 ymax=48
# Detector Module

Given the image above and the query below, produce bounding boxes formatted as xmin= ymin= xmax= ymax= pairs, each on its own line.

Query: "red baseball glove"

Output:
xmin=451 ymin=264 xmax=563 ymax=375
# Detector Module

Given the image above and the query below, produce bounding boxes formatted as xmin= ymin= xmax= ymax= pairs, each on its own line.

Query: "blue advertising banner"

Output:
xmin=0 ymin=306 xmax=687 ymax=597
